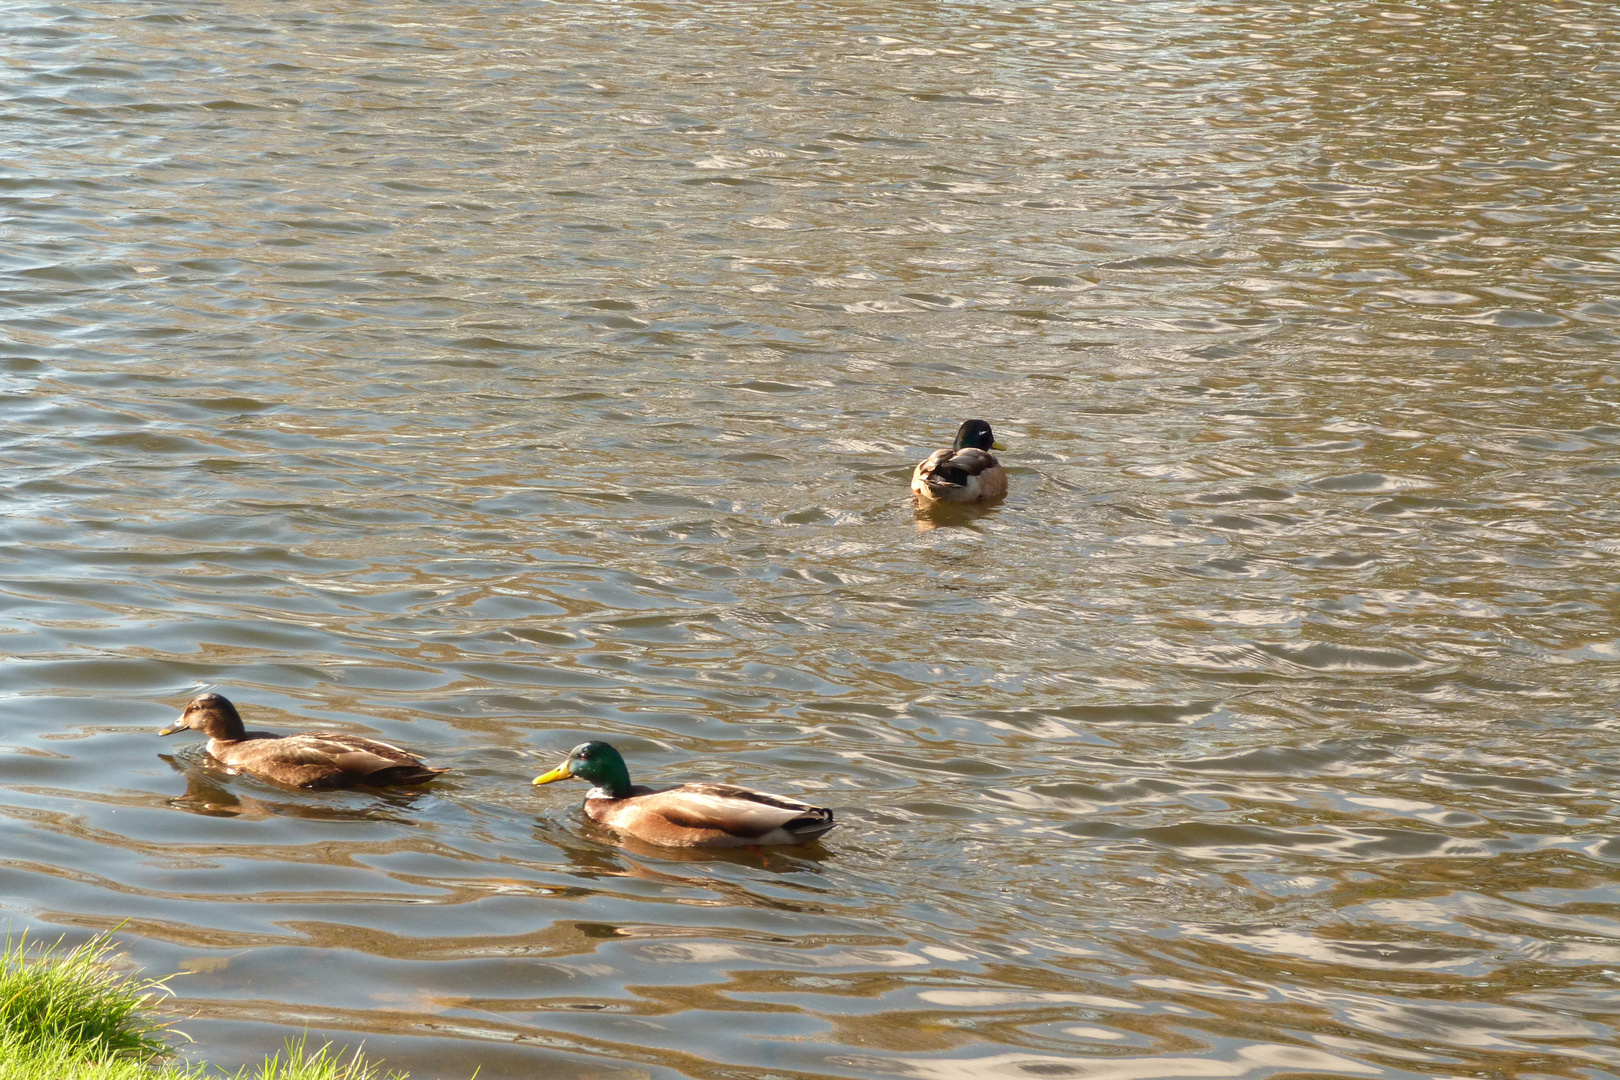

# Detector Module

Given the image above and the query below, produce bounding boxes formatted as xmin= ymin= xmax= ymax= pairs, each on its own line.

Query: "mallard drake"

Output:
xmin=160 ymin=693 xmax=448 ymax=789
xmin=532 ymin=741 xmax=835 ymax=848
xmin=911 ymin=419 xmax=1008 ymax=504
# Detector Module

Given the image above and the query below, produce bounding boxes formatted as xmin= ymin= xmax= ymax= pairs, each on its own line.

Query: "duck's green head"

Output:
xmin=954 ymin=419 xmax=1006 ymax=452
xmin=533 ymin=740 xmax=633 ymax=797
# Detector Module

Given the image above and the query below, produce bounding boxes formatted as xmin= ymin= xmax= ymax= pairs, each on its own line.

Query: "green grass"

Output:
xmin=0 ymin=931 xmax=173 ymax=1064
xmin=239 ymin=1038 xmax=406 ymax=1080
xmin=0 ymin=933 xmax=407 ymax=1080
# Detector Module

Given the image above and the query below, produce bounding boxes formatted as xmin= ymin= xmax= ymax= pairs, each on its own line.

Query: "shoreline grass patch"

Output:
xmin=0 ymin=931 xmax=173 ymax=1063
xmin=0 ymin=932 xmax=408 ymax=1079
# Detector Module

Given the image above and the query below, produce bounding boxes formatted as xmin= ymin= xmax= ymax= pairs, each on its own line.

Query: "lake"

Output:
xmin=3 ymin=1 xmax=1619 ymax=1077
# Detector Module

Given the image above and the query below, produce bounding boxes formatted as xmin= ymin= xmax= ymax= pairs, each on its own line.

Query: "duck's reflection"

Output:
xmin=913 ymin=499 xmax=1000 ymax=532
xmin=609 ymin=829 xmax=835 ymax=869
xmin=159 ymin=753 xmax=428 ymax=823
xmin=537 ymin=814 xmax=835 ymax=884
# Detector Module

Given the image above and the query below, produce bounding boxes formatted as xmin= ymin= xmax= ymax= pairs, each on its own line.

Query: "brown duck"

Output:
xmin=532 ymin=741 xmax=835 ymax=848
xmin=911 ymin=419 xmax=1008 ymax=504
xmin=160 ymin=693 xmax=447 ymax=789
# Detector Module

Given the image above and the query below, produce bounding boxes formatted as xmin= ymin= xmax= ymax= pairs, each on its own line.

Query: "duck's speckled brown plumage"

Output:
xmin=161 ymin=693 xmax=447 ymax=789
xmin=533 ymin=741 xmax=835 ymax=848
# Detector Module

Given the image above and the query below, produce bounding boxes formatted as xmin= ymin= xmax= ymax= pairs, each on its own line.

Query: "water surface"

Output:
xmin=3 ymin=2 xmax=1619 ymax=1078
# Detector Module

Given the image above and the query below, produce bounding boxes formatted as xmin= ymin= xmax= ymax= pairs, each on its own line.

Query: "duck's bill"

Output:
xmin=532 ymin=762 xmax=573 ymax=786
xmin=991 ymin=440 xmax=1007 ymax=450
xmin=158 ymin=720 xmax=185 ymax=736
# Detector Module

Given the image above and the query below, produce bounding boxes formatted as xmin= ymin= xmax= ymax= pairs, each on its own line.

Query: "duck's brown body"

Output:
xmin=911 ymin=447 xmax=1007 ymax=503
xmin=584 ymin=782 xmax=836 ymax=848
xmin=161 ymin=694 xmax=447 ymax=789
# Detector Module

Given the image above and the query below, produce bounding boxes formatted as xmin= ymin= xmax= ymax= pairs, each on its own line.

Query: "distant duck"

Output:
xmin=911 ymin=419 xmax=1008 ymax=504
xmin=160 ymin=693 xmax=448 ymax=789
xmin=532 ymin=740 xmax=836 ymax=848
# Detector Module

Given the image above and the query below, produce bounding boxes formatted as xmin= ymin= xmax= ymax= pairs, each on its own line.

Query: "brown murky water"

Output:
xmin=3 ymin=1 xmax=1619 ymax=1077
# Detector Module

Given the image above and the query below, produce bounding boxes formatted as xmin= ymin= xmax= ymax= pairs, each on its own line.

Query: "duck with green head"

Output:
xmin=532 ymin=741 xmax=836 ymax=848
xmin=911 ymin=419 xmax=1008 ymax=504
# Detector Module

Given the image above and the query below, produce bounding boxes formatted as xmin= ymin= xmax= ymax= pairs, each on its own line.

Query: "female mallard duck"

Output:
xmin=532 ymin=741 xmax=835 ymax=848
xmin=160 ymin=693 xmax=448 ymax=789
xmin=912 ymin=419 xmax=1008 ymax=504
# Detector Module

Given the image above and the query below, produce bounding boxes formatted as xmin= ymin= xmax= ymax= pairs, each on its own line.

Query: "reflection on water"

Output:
xmin=161 ymin=754 xmax=431 ymax=823
xmin=2 ymin=0 xmax=1618 ymax=1077
xmin=912 ymin=500 xmax=1002 ymax=534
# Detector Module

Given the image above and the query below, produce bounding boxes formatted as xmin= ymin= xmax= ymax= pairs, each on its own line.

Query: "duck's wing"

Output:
xmin=914 ymin=447 xmax=955 ymax=476
xmin=264 ymin=733 xmax=442 ymax=779
xmin=936 ymin=447 xmax=1000 ymax=480
xmin=914 ymin=447 xmax=1004 ymax=498
xmin=912 ymin=449 xmax=955 ymax=496
xmin=637 ymin=783 xmax=835 ymax=841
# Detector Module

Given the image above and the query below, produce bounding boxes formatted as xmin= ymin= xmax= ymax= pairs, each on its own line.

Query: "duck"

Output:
xmin=159 ymin=693 xmax=448 ymax=789
xmin=532 ymin=741 xmax=835 ymax=848
xmin=911 ymin=419 xmax=1008 ymax=504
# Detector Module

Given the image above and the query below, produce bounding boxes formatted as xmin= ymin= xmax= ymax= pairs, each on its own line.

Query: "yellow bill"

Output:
xmin=532 ymin=761 xmax=573 ymax=786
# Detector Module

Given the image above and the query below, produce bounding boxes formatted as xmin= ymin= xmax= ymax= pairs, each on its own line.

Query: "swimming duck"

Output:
xmin=911 ymin=419 xmax=1008 ymax=504
xmin=160 ymin=693 xmax=448 ymax=789
xmin=532 ymin=741 xmax=836 ymax=848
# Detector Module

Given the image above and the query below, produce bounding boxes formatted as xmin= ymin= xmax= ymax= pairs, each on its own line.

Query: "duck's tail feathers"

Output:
xmin=785 ymin=808 xmax=836 ymax=839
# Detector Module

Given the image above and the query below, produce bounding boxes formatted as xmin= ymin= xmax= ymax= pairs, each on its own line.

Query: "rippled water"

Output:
xmin=3 ymin=1 xmax=1620 ymax=1077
